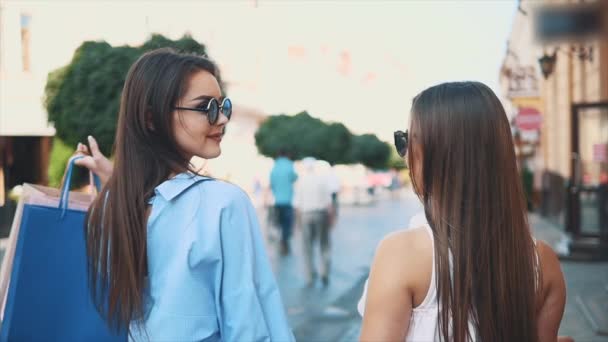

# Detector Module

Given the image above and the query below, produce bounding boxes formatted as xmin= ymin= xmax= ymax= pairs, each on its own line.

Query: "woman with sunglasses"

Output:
xmin=74 ymin=48 xmax=294 ymax=341
xmin=359 ymin=81 xmax=566 ymax=342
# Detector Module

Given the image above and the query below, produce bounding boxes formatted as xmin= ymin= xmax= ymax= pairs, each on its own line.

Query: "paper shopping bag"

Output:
xmin=0 ymin=157 xmax=126 ymax=341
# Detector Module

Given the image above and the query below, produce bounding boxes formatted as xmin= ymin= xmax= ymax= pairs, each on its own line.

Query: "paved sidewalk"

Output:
xmin=530 ymin=213 xmax=608 ymax=342
xmin=317 ymin=210 xmax=608 ymax=342
xmin=263 ymin=189 xmax=423 ymax=341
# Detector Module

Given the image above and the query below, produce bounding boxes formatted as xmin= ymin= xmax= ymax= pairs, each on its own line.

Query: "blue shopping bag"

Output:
xmin=0 ymin=157 xmax=126 ymax=341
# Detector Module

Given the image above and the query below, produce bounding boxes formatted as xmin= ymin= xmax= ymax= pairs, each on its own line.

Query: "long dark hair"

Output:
xmin=408 ymin=82 xmax=539 ymax=342
xmin=85 ymin=48 xmax=220 ymax=329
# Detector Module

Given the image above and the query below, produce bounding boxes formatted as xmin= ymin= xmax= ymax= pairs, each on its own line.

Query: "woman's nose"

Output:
xmin=216 ymin=110 xmax=230 ymax=126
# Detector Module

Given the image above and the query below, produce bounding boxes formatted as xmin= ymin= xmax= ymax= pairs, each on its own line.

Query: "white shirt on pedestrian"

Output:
xmin=326 ymin=168 xmax=341 ymax=194
xmin=294 ymin=169 xmax=332 ymax=213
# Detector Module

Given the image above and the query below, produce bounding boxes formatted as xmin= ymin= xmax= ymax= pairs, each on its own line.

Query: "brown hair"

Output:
xmin=85 ymin=48 xmax=219 ymax=330
xmin=408 ymin=82 xmax=539 ymax=342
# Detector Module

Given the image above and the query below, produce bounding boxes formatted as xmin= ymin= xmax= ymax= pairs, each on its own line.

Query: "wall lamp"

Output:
xmin=538 ymin=45 xmax=594 ymax=79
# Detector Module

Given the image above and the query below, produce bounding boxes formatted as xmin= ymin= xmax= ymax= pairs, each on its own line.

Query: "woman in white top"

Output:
xmin=359 ymin=81 xmax=567 ymax=342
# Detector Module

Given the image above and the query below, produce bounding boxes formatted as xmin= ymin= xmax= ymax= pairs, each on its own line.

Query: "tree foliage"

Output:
xmin=349 ymin=134 xmax=392 ymax=170
xmin=44 ymin=34 xmax=211 ymax=155
xmin=255 ymin=111 xmax=391 ymax=169
xmin=387 ymin=146 xmax=407 ymax=170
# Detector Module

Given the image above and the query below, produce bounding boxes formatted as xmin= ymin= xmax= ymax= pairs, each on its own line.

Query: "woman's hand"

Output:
xmin=74 ymin=136 xmax=113 ymax=186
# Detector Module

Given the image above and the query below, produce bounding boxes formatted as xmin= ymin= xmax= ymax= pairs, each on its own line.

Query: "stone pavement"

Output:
xmin=264 ymin=191 xmax=608 ymax=341
xmin=261 ymin=188 xmax=423 ymax=341
xmin=530 ymin=214 xmax=608 ymax=342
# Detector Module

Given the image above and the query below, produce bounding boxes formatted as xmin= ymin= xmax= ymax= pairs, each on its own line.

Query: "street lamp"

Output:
xmin=538 ymin=46 xmax=594 ymax=79
xmin=538 ymin=51 xmax=557 ymax=79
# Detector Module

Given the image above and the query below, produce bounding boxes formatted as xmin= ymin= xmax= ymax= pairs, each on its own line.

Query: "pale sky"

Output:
xmin=224 ymin=0 xmax=520 ymax=141
xmin=3 ymin=0 xmax=518 ymax=142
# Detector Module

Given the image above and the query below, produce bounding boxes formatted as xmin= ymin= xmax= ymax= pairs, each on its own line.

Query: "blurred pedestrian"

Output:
xmin=74 ymin=48 xmax=293 ymax=341
xmin=270 ymin=149 xmax=298 ymax=255
xmin=359 ymin=82 xmax=565 ymax=342
xmin=389 ymin=168 xmax=401 ymax=199
xmin=327 ymin=164 xmax=341 ymax=221
xmin=294 ymin=157 xmax=335 ymax=287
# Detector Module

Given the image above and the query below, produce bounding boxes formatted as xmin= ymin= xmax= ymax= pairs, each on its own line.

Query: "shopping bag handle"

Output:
xmin=59 ymin=156 xmax=101 ymax=217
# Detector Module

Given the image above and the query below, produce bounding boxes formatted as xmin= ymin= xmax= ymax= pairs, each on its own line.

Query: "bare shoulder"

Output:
xmin=536 ymin=240 xmax=563 ymax=281
xmin=536 ymin=240 xmax=566 ymax=300
xmin=536 ymin=240 xmax=558 ymax=261
xmin=373 ymin=226 xmax=433 ymax=290
xmin=535 ymin=241 xmax=567 ymax=340
xmin=377 ymin=226 xmax=431 ymax=257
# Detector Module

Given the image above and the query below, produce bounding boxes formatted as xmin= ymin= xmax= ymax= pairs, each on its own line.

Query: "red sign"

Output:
xmin=515 ymin=107 xmax=542 ymax=131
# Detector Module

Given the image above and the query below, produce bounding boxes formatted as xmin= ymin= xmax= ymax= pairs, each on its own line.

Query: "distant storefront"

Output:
xmin=501 ymin=0 xmax=608 ymax=259
xmin=0 ymin=5 xmax=56 ymax=237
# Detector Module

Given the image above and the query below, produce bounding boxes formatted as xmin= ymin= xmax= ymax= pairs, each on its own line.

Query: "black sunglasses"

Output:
xmin=394 ymin=130 xmax=408 ymax=157
xmin=174 ymin=97 xmax=232 ymax=125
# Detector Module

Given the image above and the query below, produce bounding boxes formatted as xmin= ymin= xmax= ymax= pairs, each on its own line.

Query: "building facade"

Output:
xmin=0 ymin=1 xmax=272 ymax=235
xmin=0 ymin=2 xmax=57 ymax=236
xmin=501 ymin=0 xmax=608 ymax=258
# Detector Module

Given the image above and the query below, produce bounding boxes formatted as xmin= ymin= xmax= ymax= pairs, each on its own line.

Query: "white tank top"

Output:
xmin=358 ymin=223 xmax=539 ymax=341
xmin=357 ymin=224 xmax=476 ymax=341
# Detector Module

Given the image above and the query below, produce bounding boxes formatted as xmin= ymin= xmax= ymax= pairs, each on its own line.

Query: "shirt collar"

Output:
xmin=154 ymin=173 xmax=211 ymax=201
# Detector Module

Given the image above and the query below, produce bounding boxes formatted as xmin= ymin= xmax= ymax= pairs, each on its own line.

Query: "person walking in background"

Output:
xmin=388 ymin=168 xmax=401 ymax=200
xmin=359 ymin=81 xmax=566 ymax=342
xmin=294 ymin=157 xmax=335 ymax=287
xmin=326 ymin=163 xmax=341 ymax=224
xmin=270 ymin=149 xmax=298 ymax=255
xmin=74 ymin=48 xmax=293 ymax=341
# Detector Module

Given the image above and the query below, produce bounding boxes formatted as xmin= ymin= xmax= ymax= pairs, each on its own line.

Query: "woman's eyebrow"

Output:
xmin=189 ymin=95 xmax=216 ymax=103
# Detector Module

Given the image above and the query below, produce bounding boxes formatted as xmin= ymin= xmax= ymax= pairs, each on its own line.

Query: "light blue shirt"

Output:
xmin=270 ymin=158 xmax=298 ymax=206
xmin=129 ymin=173 xmax=294 ymax=342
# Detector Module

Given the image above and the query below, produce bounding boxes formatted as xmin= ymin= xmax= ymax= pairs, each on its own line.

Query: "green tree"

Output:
xmin=388 ymin=147 xmax=407 ymax=170
xmin=47 ymin=137 xmax=91 ymax=189
xmin=47 ymin=137 xmax=74 ymax=187
xmin=255 ymin=111 xmax=353 ymax=165
xmin=255 ymin=111 xmax=391 ymax=169
xmin=349 ymin=134 xmax=391 ymax=170
xmin=255 ymin=114 xmax=299 ymax=158
xmin=44 ymin=33 xmax=211 ymax=156
xmin=316 ymin=123 xmax=352 ymax=165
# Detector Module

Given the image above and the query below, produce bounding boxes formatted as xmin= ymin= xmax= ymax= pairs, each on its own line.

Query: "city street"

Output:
xmin=262 ymin=188 xmax=608 ymax=342
xmin=262 ymin=189 xmax=423 ymax=341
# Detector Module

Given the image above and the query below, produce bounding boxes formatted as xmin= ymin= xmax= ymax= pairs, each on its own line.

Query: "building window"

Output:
xmin=20 ymin=14 xmax=31 ymax=72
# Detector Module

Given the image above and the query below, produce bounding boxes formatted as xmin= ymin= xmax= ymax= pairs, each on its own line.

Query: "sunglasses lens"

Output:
xmin=208 ymin=99 xmax=219 ymax=124
xmin=222 ymin=98 xmax=232 ymax=120
xmin=394 ymin=131 xmax=407 ymax=157
xmin=397 ymin=144 xmax=406 ymax=157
